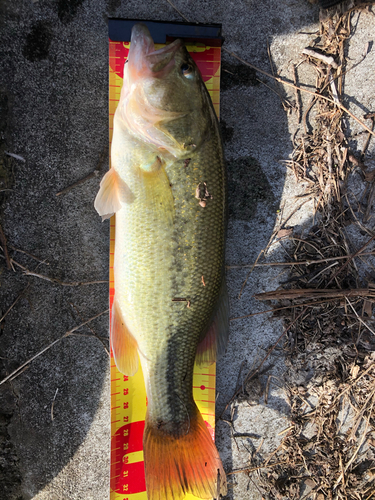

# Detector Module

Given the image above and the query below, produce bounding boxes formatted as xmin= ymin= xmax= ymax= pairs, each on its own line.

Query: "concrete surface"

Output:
xmin=0 ymin=0 xmax=374 ymax=499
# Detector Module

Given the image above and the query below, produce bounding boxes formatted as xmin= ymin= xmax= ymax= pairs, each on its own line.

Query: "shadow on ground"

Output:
xmin=0 ymin=0 xmax=322 ymax=498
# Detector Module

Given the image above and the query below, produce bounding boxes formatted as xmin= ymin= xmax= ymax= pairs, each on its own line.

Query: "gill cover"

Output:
xmin=118 ymin=24 xmax=213 ymax=158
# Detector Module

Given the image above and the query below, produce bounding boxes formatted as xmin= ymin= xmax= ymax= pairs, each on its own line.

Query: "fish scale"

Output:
xmin=112 ymin=74 xmax=226 ymax=430
xmin=100 ymin=22 xmax=228 ymax=500
xmin=116 ymin=137 xmax=226 ymax=428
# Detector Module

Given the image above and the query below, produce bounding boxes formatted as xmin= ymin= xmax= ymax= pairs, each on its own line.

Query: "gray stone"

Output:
xmin=0 ymin=0 xmax=373 ymax=499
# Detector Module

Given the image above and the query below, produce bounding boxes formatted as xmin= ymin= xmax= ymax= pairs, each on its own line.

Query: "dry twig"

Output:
xmin=0 ymin=285 xmax=30 ymax=324
xmin=56 ymin=145 xmax=108 ymax=196
xmin=0 ymin=309 xmax=109 ymax=387
xmin=0 ymin=224 xmax=11 ymax=270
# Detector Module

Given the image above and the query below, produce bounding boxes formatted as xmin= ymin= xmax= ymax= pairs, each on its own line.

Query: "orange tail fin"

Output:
xmin=143 ymin=408 xmax=227 ymax=500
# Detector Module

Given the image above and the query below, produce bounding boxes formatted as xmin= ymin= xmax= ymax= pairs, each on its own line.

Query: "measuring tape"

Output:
xmin=109 ymin=34 xmax=222 ymax=500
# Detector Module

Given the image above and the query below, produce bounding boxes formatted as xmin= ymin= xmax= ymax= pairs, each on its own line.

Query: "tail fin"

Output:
xmin=143 ymin=408 xmax=227 ymax=500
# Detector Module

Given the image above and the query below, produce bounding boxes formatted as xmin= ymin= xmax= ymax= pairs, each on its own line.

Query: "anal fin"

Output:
xmin=111 ymin=299 xmax=139 ymax=376
xmin=196 ymin=276 xmax=230 ymax=366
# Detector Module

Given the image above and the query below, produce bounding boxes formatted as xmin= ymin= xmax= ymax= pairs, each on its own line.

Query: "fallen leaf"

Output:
xmin=277 ymin=228 xmax=293 ymax=239
xmin=365 ymin=170 xmax=375 ymax=182
xmin=364 ymin=170 xmax=375 ymax=182
xmin=304 ymin=478 xmax=315 ymax=488
xmin=348 ymin=154 xmax=367 ymax=171
xmin=363 ymin=299 xmax=373 ymax=318
xmin=350 ymin=364 xmax=360 ymax=379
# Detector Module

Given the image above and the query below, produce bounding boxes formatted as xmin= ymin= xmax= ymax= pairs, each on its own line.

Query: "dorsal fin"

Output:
xmin=196 ymin=276 xmax=230 ymax=366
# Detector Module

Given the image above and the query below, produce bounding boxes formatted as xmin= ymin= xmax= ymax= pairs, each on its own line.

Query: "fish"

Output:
xmin=95 ymin=23 xmax=229 ymax=500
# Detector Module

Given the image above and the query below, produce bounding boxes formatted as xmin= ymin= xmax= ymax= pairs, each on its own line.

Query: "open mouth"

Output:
xmin=129 ymin=24 xmax=183 ymax=76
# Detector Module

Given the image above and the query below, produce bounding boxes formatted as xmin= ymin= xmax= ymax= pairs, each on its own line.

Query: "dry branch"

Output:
xmin=56 ymin=145 xmax=108 ymax=196
xmin=23 ymin=270 xmax=108 ymax=287
xmin=0 ymin=309 xmax=109 ymax=387
xmin=255 ymin=287 xmax=375 ymax=301
xmin=0 ymin=285 xmax=30 ymax=324
xmin=0 ymin=224 xmax=11 ymax=270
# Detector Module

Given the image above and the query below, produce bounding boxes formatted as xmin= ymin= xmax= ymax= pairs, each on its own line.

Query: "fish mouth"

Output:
xmin=128 ymin=23 xmax=183 ymax=78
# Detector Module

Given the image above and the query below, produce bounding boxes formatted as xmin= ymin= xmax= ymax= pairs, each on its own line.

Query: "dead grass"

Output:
xmin=230 ymin=4 xmax=375 ymax=498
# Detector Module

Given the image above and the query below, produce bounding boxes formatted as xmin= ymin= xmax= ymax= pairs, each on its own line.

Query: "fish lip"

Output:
xmin=130 ymin=23 xmax=154 ymax=51
xmin=147 ymin=38 xmax=183 ymax=57
xmin=130 ymin=23 xmax=183 ymax=75
xmin=130 ymin=23 xmax=183 ymax=55
xmin=145 ymin=39 xmax=183 ymax=74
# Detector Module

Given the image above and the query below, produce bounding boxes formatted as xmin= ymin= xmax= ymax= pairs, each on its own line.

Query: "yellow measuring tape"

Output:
xmin=109 ymin=38 xmax=221 ymax=500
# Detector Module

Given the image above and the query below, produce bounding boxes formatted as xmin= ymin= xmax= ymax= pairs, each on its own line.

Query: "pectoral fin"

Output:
xmin=94 ymin=168 xmax=134 ymax=221
xmin=111 ymin=299 xmax=139 ymax=376
xmin=196 ymin=276 xmax=230 ymax=366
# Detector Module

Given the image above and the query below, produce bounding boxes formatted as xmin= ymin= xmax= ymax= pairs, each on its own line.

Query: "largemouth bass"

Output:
xmin=95 ymin=24 xmax=229 ymax=500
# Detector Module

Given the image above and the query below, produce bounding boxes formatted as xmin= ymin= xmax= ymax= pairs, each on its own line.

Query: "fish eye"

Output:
xmin=181 ymin=63 xmax=194 ymax=78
